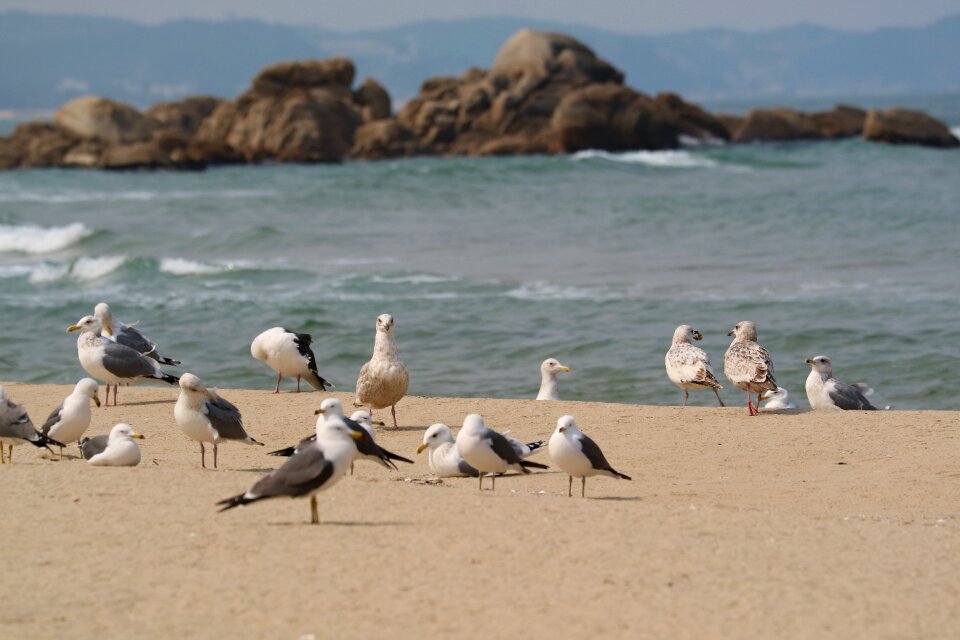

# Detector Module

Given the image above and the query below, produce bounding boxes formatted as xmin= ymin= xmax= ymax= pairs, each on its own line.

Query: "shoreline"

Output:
xmin=2 ymin=381 xmax=957 ymax=638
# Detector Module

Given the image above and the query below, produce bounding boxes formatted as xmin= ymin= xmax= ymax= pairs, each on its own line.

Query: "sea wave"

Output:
xmin=28 ymin=255 xmax=126 ymax=283
xmin=570 ymin=149 xmax=718 ymax=168
xmin=158 ymin=257 xmax=230 ymax=276
xmin=503 ymin=281 xmax=625 ymax=302
xmin=369 ymin=273 xmax=460 ymax=285
xmin=0 ymin=222 xmax=92 ymax=254
xmin=0 ymin=189 xmax=275 ymax=204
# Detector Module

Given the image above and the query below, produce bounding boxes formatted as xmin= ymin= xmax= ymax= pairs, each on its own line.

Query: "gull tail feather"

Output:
xmin=521 ymin=440 xmax=547 ymax=458
xmin=267 ymin=446 xmax=296 ymax=457
xmin=520 ymin=459 xmax=549 ymax=471
xmin=156 ymin=372 xmax=179 ymax=385
xmin=382 ymin=447 xmax=414 ymax=465
xmin=217 ymin=493 xmax=259 ymax=512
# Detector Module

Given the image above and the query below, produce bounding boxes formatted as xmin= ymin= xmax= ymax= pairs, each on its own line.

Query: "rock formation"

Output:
xmin=862 ymin=108 xmax=959 ymax=148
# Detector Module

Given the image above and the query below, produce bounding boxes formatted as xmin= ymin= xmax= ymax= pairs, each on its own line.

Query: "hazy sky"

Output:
xmin=2 ymin=0 xmax=959 ymax=32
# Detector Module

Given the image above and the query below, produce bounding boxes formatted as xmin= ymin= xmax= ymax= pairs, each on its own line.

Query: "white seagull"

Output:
xmin=417 ymin=423 xmax=480 ymax=478
xmin=87 ymin=423 xmax=144 ymax=467
xmin=455 ymin=413 xmax=547 ymax=490
xmin=759 ymin=387 xmax=798 ymax=410
xmin=723 ymin=321 xmax=777 ymax=416
xmin=548 ymin=415 xmax=631 ymax=497
xmin=536 ymin=358 xmax=571 ymax=400
xmin=665 ymin=325 xmax=724 ymax=406
xmin=805 ymin=356 xmax=878 ymax=411
xmin=355 ymin=314 xmax=409 ymax=428
xmin=250 ymin=327 xmax=331 ymax=393
xmin=39 ymin=377 xmax=101 ymax=458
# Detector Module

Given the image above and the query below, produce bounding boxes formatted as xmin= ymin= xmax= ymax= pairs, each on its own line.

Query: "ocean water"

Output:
xmin=1 ymin=112 xmax=959 ymax=409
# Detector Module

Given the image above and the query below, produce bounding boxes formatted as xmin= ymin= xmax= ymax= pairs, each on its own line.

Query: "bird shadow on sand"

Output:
xmin=375 ymin=426 xmax=427 ymax=433
xmin=267 ymin=520 xmax=411 ymax=528
xmin=592 ymin=496 xmax=644 ymax=502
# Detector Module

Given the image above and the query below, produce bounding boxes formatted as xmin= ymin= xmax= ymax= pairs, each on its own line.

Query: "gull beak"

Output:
xmin=373 ymin=420 xmax=386 ymax=427
xmin=92 ymin=393 xmax=101 ymax=408
xmin=103 ymin=321 xmax=113 ymax=337
xmin=805 ymin=358 xmax=814 ymax=365
xmin=416 ymin=443 xmax=428 ymax=454
xmin=693 ymin=331 xmax=703 ymax=341
xmin=314 ymin=408 xmax=325 ymax=415
xmin=558 ymin=366 xmax=571 ymax=373
xmin=66 ymin=325 xmax=81 ymax=332
xmin=726 ymin=329 xmax=735 ymax=336
xmin=205 ymin=390 xmax=219 ymax=402
xmin=758 ymin=391 xmax=770 ymax=401
xmin=131 ymin=432 xmax=145 ymax=440
xmin=349 ymin=430 xmax=364 ymax=441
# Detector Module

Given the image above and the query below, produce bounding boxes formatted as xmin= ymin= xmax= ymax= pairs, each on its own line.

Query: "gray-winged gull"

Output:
xmin=548 ymin=415 xmax=631 ymax=497
xmin=723 ymin=321 xmax=777 ymax=416
xmin=39 ymin=377 xmax=100 ymax=458
xmin=805 ymin=355 xmax=878 ymax=410
xmin=355 ymin=314 xmax=409 ymax=428
xmin=665 ymin=325 xmax=725 ymax=406
xmin=250 ymin=326 xmax=331 ymax=393
xmin=536 ymin=358 xmax=571 ymax=400
xmin=455 ymin=413 xmax=548 ymax=490
xmin=217 ymin=415 xmax=363 ymax=524
xmin=79 ymin=434 xmax=109 ymax=460
xmin=759 ymin=386 xmax=798 ymax=410
xmin=68 ymin=315 xmax=179 ymax=405
xmin=174 ymin=373 xmax=264 ymax=468
xmin=0 ymin=385 xmax=63 ymax=463
xmin=94 ymin=302 xmax=180 ymax=366
xmin=87 ymin=423 xmax=144 ymax=466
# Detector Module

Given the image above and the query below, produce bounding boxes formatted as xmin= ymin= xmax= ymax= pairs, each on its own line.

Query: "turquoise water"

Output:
xmin=1 ymin=131 xmax=959 ymax=409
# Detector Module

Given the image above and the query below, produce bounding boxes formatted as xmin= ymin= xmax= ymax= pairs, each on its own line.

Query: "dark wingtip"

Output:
xmin=267 ymin=447 xmax=295 ymax=457
xmin=520 ymin=460 xmax=549 ymax=470
xmin=160 ymin=372 xmax=179 ymax=385
xmin=216 ymin=495 xmax=247 ymax=512
xmin=161 ymin=358 xmax=182 ymax=366
xmin=384 ymin=449 xmax=414 ymax=465
xmin=614 ymin=470 xmax=632 ymax=480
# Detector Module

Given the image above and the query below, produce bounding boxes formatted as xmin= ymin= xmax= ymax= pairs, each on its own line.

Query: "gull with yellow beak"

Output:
xmin=218 ymin=413 xmax=364 ymax=524
xmin=536 ymin=358 xmax=571 ymax=400
xmin=39 ymin=377 xmax=101 ymax=459
xmin=174 ymin=373 xmax=264 ymax=469
xmin=87 ymin=423 xmax=145 ymax=467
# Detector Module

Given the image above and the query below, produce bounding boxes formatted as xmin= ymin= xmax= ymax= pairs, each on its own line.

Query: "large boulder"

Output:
xmin=53 ymin=96 xmax=158 ymax=145
xmin=146 ymin=96 xmax=224 ymax=136
xmin=350 ymin=120 xmax=423 ymax=159
xmin=862 ymin=108 xmax=959 ymax=148
xmin=251 ymin=58 xmax=355 ymax=95
xmin=655 ymin=92 xmax=730 ymax=141
xmin=732 ymin=108 xmax=822 ymax=142
xmin=0 ymin=122 xmax=79 ymax=168
xmin=491 ymin=29 xmax=623 ymax=85
xmin=810 ymin=105 xmax=866 ymax=139
xmin=353 ymin=78 xmax=392 ymax=122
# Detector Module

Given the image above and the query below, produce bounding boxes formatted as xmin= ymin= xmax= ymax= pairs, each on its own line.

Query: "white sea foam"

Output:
xmin=570 ymin=149 xmax=718 ymax=168
xmin=0 ymin=222 xmax=92 ymax=254
xmin=27 ymin=255 xmax=126 ymax=284
xmin=370 ymin=273 xmax=459 ymax=285
xmin=504 ymin=281 xmax=624 ymax=302
xmin=159 ymin=257 xmax=229 ymax=276
xmin=0 ymin=189 xmax=275 ymax=204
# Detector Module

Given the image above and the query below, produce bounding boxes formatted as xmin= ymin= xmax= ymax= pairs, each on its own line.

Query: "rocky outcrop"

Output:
xmin=862 ymin=108 xmax=959 ymax=148
xmin=353 ymin=78 xmax=392 ymax=122
xmin=811 ymin=105 xmax=866 ymax=139
xmin=146 ymin=96 xmax=224 ymax=136
xmin=53 ymin=96 xmax=159 ymax=145
xmin=732 ymin=108 xmax=822 ymax=142
xmin=655 ymin=93 xmax=730 ymax=141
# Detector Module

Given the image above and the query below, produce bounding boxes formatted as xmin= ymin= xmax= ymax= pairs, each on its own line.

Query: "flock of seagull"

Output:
xmin=0 ymin=303 xmax=881 ymax=523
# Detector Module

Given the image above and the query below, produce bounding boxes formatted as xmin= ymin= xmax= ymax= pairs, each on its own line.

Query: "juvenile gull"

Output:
xmin=759 ymin=387 xmax=798 ymax=410
xmin=417 ymin=423 xmax=480 ymax=478
xmin=536 ymin=358 xmax=571 ymax=400
xmin=68 ymin=315 xmax=179 ymax=406
xmin=0 ymin=385 xmax=63 ymax=463
xmin=95 ymin=302 xmax=180 ymax=365
xmin=40 ymin=377 xmax=101 ymax=458
xmin=723 ymin=321 xmax=777 ymax=416
xmin=250 ymin=327 xmax=331 ymax=393
xmin=665 ymin=325 xmax=725 ymax=406
xmin=548 ymin=415 xmax=631 ymax=497
xmin=455 ymin=413 xmax=547 ymax=490
xmin=805 ymin=355 xmax=877 ymax=411
xmin=217 ymin=415 xmax=363 ymax=524
xmin=355 ymin=314 xmax=409 ymax=428
xmin=87 ymin=423 xmax=144 ymax=467
xmin=174 ymin=373 xmax=264 ymax=469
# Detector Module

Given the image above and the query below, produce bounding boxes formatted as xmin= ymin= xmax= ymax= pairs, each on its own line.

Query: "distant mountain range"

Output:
xmin=1 ymin=11 xmax=959 ymax=111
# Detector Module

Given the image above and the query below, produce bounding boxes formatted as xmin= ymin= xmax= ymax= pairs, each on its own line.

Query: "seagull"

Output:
xmin=759 ymin=386 xmax=798 ymax=410
xmin=39 ymin=377 xmax=101 ymax=458
xmin=548 ymin=415 xmax=631 ymax=497
xmin=665 ymin=325 xmax=725 ymax=406
xmin=536 ymin=358 xmax=571 ymax=400
xmin=78 ymin=434 xmax=109 ymax=460
xmin=355 ymin=314 xmax=409 ymax=428
xmin=723 ymin=321 xmax=777 ymax=416
xmin=455 ymin=413 xmax=547 ymax=490
xmin=67 ymin=315 xmax=179 ymax=406
xmin=174 ymin=373 xmax=264 ymax=469
xmin=417 ymin=423 xmax=480 ymax=478
xmin=0 ymin=385 xmax=63 ymax=463
xmin=805 ymin=356 xmax=878 ymax=411
xmin=94 ymin=302 xmax=180 ymax=366
xmin=250 ymin=327 xmax=332 ymax=393
xmin=87 ymin=423 xmax=144 ymax=467
xmin=217 ymin=415 xmax=363 ymax=524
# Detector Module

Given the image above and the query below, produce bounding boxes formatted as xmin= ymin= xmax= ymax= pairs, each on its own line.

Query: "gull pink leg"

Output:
xmin=274 ymin=372 xmax=282 ymax=394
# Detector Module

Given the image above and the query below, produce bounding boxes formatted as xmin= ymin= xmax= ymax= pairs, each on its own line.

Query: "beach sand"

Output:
xmin=1 ymin=382 xmax=957 ymax=639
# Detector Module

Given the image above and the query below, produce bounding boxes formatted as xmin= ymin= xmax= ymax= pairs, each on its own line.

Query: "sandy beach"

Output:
xmin=1 ymin=381 xmax=957 ymax=639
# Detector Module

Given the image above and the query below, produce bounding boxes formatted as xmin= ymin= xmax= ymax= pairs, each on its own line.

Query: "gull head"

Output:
xmin=110 ymin=423 xmax=145 ymax=442
xmin=760 ymin=386 xmax=790 ymax=403
xmin=67 ymin=315 xmax=103 ymax=335
xmin=555 ymin=414 xmax=581 ymax=436
xmin=93 ymin=302 xmax=114 ymax=336
xmin=673 ymin=325 xmax=702 ymax=344
xmin=541 ymin=358 xmax=571 ymax=376
xmin=461 ymin=413 xmax=486 ymax=435
xmin=349 ymin=409 xmax=383 ymax=430
xmin=727 ymin=320 xmax=757 ymax=341
xmin=805 ymin=355 xmax=833 ymax=375
xmin=375 ymin=314 xmax=395 ymax=334
xmin=178 ymin=373 xmax=218 ymax=400
xmin=418 ymin=423 xmax=454 ymax=453
xmin=75 ymin=378 xmax=101 ymax=406
xmin=314 ymin=397 xmax=345 ymax=419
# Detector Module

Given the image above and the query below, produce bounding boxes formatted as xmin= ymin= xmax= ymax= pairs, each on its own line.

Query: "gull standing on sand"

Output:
xmin=759 ymin=387 xmax=798 ymax=410
xmin=87 ymin=423 xmax=144 ymax=467
xmin=39 ymin=378 xmax=100 ymax=458
xmin=94 ymin=303 xmax=181 ymax=367
xmin=0 ymin=386 xmax=62 ymax=463
xmin=665 ymin=325 xmax=725 ymax=406
xmin=355 ymin=314 xmax=409 ymax=428
xmin=68 ymin=315 xmax=179 ymax=406
xmin=536 ymin=358 xmax=571 ymax=400
xmin=455 ymin=413 xmax=548 ymax=490
xmin=418 ymin=423 xmax=480 ymax=478
xmin=217 ymin=414 xmax=363 ymax=524
xmin=174 ymin=373 xmax=264 ymax=469
xmin=250 ymin=327 xmax=332 ymax=393
xmin=548 ymin=415 xmax=631 ymax=497
xmin=723 ymin=321 xmax=777 ymax=416
xmin=805 ymin=356 xmax=878 ymax=410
